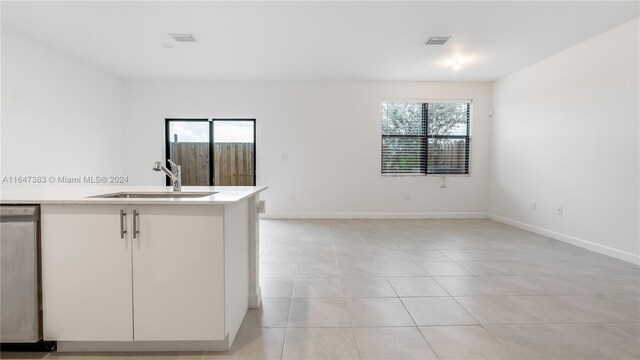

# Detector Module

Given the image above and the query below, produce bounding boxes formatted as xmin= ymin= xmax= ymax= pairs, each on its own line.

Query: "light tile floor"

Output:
xmin=3 ymin=219 xmax=639 ymax=360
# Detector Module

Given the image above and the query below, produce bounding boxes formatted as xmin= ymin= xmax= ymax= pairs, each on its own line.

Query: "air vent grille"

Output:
xmin=425 ymin=37 xmax=451 ymax=45
xmin=168 ymin=33 xmax=197 ymax=42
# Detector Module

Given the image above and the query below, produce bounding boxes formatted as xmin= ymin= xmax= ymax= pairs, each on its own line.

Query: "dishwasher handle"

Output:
xmin=0 ymin=205 xmax=39 ymax=222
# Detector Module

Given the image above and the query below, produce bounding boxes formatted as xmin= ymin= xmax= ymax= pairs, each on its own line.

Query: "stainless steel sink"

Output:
xmin=89 ymin=191 xmax=217 ymax=199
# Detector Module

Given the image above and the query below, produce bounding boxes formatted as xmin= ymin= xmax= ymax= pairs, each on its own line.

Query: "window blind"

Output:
xmin=381 ymin=101 xmax=471 ymax=175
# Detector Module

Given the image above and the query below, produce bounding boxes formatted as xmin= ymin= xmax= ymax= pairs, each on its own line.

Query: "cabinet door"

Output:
xmin=132 ymin=205 xmax=225 ymax=341
xmin=41 ymin=204 xmax=133 ymax=341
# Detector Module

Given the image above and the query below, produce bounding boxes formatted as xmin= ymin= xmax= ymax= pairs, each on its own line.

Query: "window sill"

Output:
xmin=382 ymin=173 xmax=471 ymax=177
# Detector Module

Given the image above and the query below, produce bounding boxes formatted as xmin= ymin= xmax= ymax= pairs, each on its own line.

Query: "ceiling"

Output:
xmin=2 ymin=1 xmax=638 ymax=81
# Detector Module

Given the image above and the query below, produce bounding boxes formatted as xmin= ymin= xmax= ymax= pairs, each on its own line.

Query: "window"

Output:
xmin=165 ymin=119 xmax=256 ymax=186
xmin=381 ymin=100 xmax=471 ymax=175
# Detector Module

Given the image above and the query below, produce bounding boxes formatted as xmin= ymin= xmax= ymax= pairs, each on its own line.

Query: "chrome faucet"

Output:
xmin=153 ymin=160 xmax=182 ymax=191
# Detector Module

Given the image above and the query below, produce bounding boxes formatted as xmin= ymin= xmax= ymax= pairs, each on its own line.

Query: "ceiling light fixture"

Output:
xmin=161 ymin=42 xmax=174 ymax=49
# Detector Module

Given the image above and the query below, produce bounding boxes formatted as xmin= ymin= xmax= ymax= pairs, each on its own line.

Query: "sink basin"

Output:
xmin=89 ymin=191 xmax=217 ymax=199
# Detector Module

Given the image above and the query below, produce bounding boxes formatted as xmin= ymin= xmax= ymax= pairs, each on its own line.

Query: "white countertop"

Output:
xmin=0 ymin=185 xmax=267 ymax=205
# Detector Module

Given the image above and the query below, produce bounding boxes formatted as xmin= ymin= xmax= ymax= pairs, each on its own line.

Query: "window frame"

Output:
xmin=381 ymin=100 xmax=471 ymax=177
xmin=164 ymin=118 xmax=257 ymax=186
xmin=165 ymin=118 xmax=212 ymax=186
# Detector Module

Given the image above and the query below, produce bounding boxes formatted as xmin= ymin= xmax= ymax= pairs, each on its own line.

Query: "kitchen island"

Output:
xmin=0 ymin=185 xmax=267 ymax=352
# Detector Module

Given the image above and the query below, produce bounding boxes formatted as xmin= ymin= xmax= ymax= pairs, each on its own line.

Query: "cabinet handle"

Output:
xmin=133 ymin=209 xmax=140 ymax=239
xmin=120 ymin=209 xmax=127 ymax=239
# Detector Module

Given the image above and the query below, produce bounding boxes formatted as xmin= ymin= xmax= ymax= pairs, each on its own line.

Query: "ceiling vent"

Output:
xmin=425 ymin=37 xmax=451 ymax=45
xmin=168 ymin=33 xmax=197 ymax=42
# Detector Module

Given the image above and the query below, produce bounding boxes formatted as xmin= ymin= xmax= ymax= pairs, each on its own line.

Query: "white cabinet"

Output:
xmin=41 ymin=205 xmax=133 ymax=341
xmin=41 ymin=204 xmax=228 ymax=342
xmin=132 ymin=205 xmax=224 ymax=341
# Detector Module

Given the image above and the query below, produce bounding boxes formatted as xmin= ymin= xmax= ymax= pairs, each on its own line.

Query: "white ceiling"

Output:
xmin=2 ymin=1 xmax=638 ymax=81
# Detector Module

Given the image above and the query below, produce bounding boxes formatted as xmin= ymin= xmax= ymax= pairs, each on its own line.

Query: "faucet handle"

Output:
xmin=167 ymin=159 xmax=179 ymax=170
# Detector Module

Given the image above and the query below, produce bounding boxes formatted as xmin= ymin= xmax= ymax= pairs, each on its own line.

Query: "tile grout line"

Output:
xmin=331 ymin=226 xmax=361 ymax=360
xmin=424 ymin=267 xmax=519 ymax=358
xmin=387 ymin=258 xmax=440 ymax=359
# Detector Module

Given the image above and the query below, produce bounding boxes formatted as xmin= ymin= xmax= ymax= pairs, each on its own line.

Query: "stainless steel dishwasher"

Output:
xmin=0 ymin=205 xmax=43 ymax=344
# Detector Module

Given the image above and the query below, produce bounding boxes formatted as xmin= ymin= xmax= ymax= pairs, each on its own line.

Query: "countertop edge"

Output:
xmin=0 ymin=186 xmax=268 ymax=205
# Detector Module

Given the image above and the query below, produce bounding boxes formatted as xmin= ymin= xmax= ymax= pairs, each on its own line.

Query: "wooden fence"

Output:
xmin=169 ymin=142 xmax=255 ymax=186
xmin=427 ymin=140 xmax=467 ymax=173
xmin=169 ymin=142 xmax=210 ymax=185
xmin=214 ymin=143 xmax=255 ymax=186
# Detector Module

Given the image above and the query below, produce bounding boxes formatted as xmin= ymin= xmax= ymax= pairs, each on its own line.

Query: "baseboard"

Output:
xmin=57 ymin=337 xmax=230 ymax=352
xmin=261 ymin=212 xmax=488 ymax=219
xmin=249 ymin=287 xmax=262 ymax=309
xmin=489 ymin=214 xmax=640 ymax=265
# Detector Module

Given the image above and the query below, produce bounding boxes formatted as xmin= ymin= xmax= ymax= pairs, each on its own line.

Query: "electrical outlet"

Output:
xmin=257 ymin=200 xmax=266 ymax=214
xmin=556 ymin=205 xmax=563 ymax=215
xmin=531 ymin=201 xmax=537 ymax=210
xmin=281 ymin=154 xmax=289 ymax=162
xmin=404 ymin=194 xmax=410 ymax=201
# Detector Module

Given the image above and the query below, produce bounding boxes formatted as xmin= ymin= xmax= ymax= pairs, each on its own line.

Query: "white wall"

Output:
xmin=490 ymin=18 xmax=640 ymax=263
xmin=1 ymin=28 xmax=123 ymax=185
xmin=3 ymin=15 xmax=637 ymax=263
xmin=122 ymin=81 xmax=492 ymax=217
